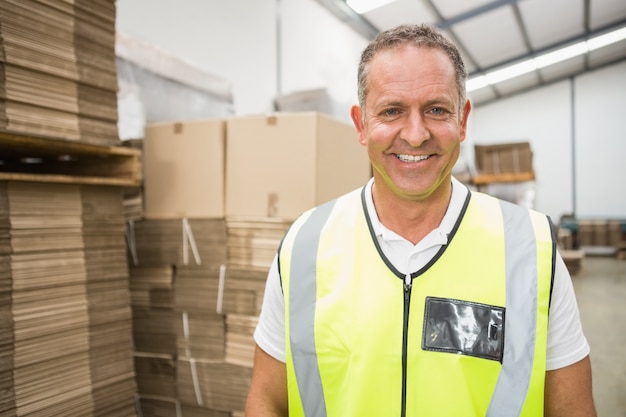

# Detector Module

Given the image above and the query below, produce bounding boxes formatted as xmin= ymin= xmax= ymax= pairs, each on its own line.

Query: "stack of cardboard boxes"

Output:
xmin=558 ymin=218 xmax=626 ymax=274
xmin=617 ymin=242 xmax=626 ymax=260
xmin=1 ymin=1 xmax=140 ymax=415
xmin=577 ymin=220 xmax=624 ymax=250
xmin=131 ymin=111 xmax=371 ymax=416
xmin=472 ymin=141 xmax=536 ymax=209
xmin=474 ymin=142 xmax=534 ymax=178
xmin=1 ymin=181 xmax=137 ymax=416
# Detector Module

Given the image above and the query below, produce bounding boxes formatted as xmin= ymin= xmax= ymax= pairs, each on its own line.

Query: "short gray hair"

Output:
xmin=357 ymin=24 xmax=467 ymax=112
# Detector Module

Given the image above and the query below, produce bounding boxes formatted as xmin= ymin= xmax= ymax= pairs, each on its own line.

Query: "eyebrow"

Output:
xmin=423 ymin=96 xmax=455 ymax=106
xmin=376 ymin=100 xmax=405 ymax=108
xmin=374 ymin=97 xmax=456 ymax=111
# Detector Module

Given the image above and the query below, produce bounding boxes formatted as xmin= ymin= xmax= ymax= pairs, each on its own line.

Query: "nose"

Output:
xmin=400 ymin=110 xmax=430 ymax=147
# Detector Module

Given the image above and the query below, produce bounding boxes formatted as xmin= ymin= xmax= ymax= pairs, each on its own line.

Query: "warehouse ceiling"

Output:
xmin=316 ymin=0 xmax=626 ymax=106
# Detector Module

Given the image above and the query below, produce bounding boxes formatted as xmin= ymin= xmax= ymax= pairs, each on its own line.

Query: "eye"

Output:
xmin=430 ymin=107 xmax=445 ymax=115
xmin=382 ymin=108 xmax=401 ymax=117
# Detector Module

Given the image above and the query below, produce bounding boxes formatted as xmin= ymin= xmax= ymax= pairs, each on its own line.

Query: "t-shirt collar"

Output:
xmin=364 ymin=176 xmax=468 ymax=246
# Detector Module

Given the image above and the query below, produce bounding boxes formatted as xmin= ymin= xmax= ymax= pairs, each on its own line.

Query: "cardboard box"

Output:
xmin=560 ymin=249 xmax=584 ymax=275
xmin=608 ymin=220 xmax=624 ymax=246
xmin=577 ymin=220 xmax=595 ymax=247
xmin=474 ymin=142 xmax=533 ymax=175
xmin=225 ymin=112 xmax=371 ymax=220
xmin=616 ymin=241 xmax=626 ymax=260
xmin=592 ymin=220 xmax=610 ymax=246
xmin=143 ymin=119 xmax=225 ymax=219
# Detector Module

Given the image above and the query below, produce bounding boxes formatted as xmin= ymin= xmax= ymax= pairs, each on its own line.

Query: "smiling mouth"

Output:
xmin=396 ymin=154 xmax=431 ymax=162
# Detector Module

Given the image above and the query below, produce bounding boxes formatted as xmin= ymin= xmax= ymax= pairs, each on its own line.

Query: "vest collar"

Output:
xmin=363 ymin=176 xmax=469 ymax=245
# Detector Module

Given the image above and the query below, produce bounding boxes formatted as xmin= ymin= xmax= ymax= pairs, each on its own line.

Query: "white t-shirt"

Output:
xmin=254 ymin=177 xmax=590 ymax=371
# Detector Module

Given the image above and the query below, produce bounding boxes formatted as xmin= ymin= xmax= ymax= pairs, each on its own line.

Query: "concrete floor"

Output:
xmin=571 ymin=255 xmax=626 ymax=417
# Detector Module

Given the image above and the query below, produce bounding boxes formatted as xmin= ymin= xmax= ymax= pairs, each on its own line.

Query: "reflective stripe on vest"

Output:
xmin=286 ymin=192 xmax=547 ymax=416
xmin=289 ymin=199 xmax=336 ymax=417
xmin=486 ymin=199 xmax=538 ymax=416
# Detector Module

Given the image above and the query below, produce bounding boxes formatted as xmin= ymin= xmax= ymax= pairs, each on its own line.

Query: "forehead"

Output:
xmin=370 ymin=44 xmax=455 ymax=82
xmin=366 ymin=45 xmax=457 ymax=101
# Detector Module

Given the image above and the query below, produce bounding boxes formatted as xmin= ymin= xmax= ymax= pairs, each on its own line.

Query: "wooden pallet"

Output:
xmin=0 ymin=130 xmax=141 ymax=186
xmin=472 ymin=171 xmax=535 ymax=185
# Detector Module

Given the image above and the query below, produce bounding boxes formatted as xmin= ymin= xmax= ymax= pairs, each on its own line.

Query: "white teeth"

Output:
xmin=397 ymin=154 xmax=429 ymax=162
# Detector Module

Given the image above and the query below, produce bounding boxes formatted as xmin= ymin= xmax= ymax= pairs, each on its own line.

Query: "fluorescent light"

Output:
xmin=534 ymin=42 xmax=588 ymax=68
xmin=588 ymin=27 xmax=626 ymax=50
xmin=485 ymin=60 xmax=537 ymax=84
xmin=346 ymin=0 xmax=396 ymax=14
xmin=466 ymin=76 xmax=490 ymax=91
xmin=467 ymin=26 xmax=626 ymax=92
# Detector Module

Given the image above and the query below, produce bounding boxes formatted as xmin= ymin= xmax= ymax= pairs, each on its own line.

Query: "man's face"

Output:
xmin=351 ymin=45 xmax=471 ymax=203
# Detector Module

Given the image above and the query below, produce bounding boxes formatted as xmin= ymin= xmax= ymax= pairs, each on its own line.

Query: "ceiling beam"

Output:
xmin=314 ymin=0 xmax=379 ymax=39
xmin=424 ymin=0 xmax=480 ymax=68
xmin=511 ymin=2 xmax=545 ymax=84
xmin=425 ymin=0 xmax=502 ymax=99
xmin=435 ymin=0 xmax=521 ymax=30
xmin=583 ymin=0 xmax=591 ymax=71
xmin=473 ymin=56 xmax=626 ymax=108
xmin=468 ymin=19 xmax=626 ymax=77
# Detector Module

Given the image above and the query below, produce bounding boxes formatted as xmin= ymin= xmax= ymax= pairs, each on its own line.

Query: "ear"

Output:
xmin=459 ymin=99 xmax=472 ymax=143
xmin=350 ymin=105 xmax=367 ymax=146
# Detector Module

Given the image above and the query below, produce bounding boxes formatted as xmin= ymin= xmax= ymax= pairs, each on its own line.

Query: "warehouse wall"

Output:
xmin=468 ymin=61 xmax=626 ymax=222
xmin=574 ymin=62 xmax=626 ymax=219
xmin=115 ymin=0 xmax=626 ymax=222
xmin=466 ymin=81 xmax=574 ymax=222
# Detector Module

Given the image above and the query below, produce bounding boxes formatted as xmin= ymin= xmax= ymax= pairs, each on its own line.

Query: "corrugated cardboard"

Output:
xmin=474 ymin=142 xmax=533 ymax=175
xmin=143 ymin=119 xmax=225 ymax=219
xmin=225 ymin=112 xmax=371 ymax=220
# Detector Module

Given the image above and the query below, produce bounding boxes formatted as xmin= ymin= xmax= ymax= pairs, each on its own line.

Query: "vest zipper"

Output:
xmin=401 ymin=273 xmax=412 ymax=417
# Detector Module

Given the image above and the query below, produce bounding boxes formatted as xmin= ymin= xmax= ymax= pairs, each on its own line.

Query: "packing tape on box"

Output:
xmin=188 ymin=357 xmax=204 ymax=406
xmin=216 ymin=264 xmax=226 ymax=315
xmin=125 ymin=220 xmax=139 ymax=266
xmin=182 ymin=218 xmax=202 ymax=265
xmin=182 ymin=312 xmax=211 ymax=407
xmin=267 ymin=193 xmax=279 ymax=217
xmin=135 ymin=395 xmax=143 ymax=417
xmin=175 ymin=399 xmax=182 ymax=417
xmin=182 ymin=311 xmax=192 ymax=358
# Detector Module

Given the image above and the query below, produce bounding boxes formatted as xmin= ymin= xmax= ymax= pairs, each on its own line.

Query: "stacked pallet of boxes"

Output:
xmin=134 ymin=112 xmax=371 ymax=416
xmin=471 ymin=142 xmax=591 ymax=275
xmin=0 ymin=1 xmax=140 ymax=416
xmin=571 ymin=219 xmax=626 ymax=265
xmin=222 ymin=113 xmax=371 ymax=407
xmin=556 ymin=215 xmax=585 ymax=274
xmin=472 ymin=141 xmax=536 ymax=208
xmin=131 ymin=118 xmax=231 ymax=415
xmin=577 ymin=220 xmax=624 ymax=252
xmin=617 ymin=241 xmax=626 ymax=260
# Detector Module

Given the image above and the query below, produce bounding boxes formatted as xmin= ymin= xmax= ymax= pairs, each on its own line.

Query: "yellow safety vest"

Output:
xmin=280 ymin=186 xmax=555 ymax=417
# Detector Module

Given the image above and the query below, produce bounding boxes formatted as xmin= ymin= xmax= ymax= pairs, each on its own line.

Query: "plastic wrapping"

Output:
xmin=115 ymin=32 xmax=234 ymax=140
xmin=481 ymin=181 xmax=536 ymax=209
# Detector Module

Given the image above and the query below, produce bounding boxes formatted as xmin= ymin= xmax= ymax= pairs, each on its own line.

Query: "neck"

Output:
xmin=372 ymin=179 xmax=453 ymax=245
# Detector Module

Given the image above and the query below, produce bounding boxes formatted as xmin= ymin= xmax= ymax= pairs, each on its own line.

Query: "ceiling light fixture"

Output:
xmin=467 ymin=26 xmax=626 ymax=93
xmin=346 ymin=0 xmax=396 ymax=14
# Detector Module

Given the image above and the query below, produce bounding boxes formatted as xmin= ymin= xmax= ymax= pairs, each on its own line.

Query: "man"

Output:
xmin=246 ymin=24 xmax=596 ymax=416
